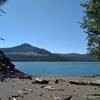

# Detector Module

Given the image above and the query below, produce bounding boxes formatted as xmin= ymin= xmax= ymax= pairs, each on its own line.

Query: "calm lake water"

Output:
xmin=14 ymin=62 xmax=100 ymax=77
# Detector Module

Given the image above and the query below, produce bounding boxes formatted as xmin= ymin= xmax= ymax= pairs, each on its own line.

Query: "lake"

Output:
xmin=14 ymin=62 xmax=100 ymax=77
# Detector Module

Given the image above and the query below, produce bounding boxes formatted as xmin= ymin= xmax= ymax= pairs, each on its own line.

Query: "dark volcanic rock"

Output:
xmin=55 ymin=79 xmax=59 ymax=84
xmin=61 ymin=96 xmax=72 ymax=100
xmin=34 ymin=80 xmax=49 ymax=84
xmin=0 ymin=51 xmax=32 ymax=81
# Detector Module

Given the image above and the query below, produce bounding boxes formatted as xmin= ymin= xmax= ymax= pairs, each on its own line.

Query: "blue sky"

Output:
xmin=0 ymin=0 xmax=87 ymax=54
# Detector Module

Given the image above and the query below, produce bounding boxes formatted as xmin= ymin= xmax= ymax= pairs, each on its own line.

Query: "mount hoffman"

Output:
xmin=0 ymin=43 xmax=95 ymax=61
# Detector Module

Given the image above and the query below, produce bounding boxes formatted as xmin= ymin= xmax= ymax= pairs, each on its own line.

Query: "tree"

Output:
xmin=0 ymin=0 xmax=7 ymax=41
xmin=0 ymin=0 xmax=7 ymax=14
xmin=0 ymin=0 xmax=7 ymax=6
xmin=81 ymin=0 xmax=100 ymax=60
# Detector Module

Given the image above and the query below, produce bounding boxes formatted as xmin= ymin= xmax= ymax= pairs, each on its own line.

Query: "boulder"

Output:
xmin=0 ymin=50 xmax=32 ymax=81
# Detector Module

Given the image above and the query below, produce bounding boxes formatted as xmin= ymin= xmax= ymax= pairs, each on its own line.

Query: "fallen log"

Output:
xmin=69 ymin=80 xmax=100 ymax=86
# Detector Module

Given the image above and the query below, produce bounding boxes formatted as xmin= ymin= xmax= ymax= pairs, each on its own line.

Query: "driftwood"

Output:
xmin=69 ymin=80 xmax=100 ymax=86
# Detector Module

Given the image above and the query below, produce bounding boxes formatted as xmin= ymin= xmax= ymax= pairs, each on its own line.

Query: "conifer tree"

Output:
xmin=81 ymin=0 xmax=100 ymax=60
xmin=0 ymin=0 xmax=7 ymax=41
xmin=0 ymin=0 xmax=7 ymax=6
xmin=0 ymin=0 xmax=7 ymax=14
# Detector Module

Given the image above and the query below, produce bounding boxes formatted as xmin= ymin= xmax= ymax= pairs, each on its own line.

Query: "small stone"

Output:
xmin=18 ymin=90 xmax=23 ymax=94
xmin=40 ymin=93 xmax=43 ymax=96
xmin=12 ymin=98 xmax=17 ymax=100
xmin=23 ymin=88 xmax=33 ymax=93
xmin=44 ymin=86 xmax=55 ymax=90
xmin=55 ymin=80 xmax=59 ymax=84
xmin=61 ymin=96 xmax=72 ymax=100
xmin=54 ymin=96 xmax=60 ymax=100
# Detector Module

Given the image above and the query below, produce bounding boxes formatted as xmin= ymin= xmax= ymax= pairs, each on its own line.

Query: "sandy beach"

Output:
xmin=0 ymin=77 xmax=100 ymax=100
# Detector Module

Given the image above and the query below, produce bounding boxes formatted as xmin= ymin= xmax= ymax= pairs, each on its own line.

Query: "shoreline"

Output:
xmin=12 ymin=61 xmax=99 ymax=62
xmin=0 ymin=76 xmax=100 ymax=100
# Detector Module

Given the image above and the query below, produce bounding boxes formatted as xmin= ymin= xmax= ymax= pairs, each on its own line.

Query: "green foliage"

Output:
xmin=0 ymin=0 xmax=7 ymax=14
xmin=0 ymin=0 xmax=7 ymax=41
xmin=0 ymin=0 xmax=7 ymax=6
xmin=81 ymin=0 xmax=100 ymax=60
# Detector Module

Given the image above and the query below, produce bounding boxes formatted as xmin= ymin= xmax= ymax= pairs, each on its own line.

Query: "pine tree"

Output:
xmin=0 ymin=0 xmax=7 ymax=41
xmin=0 ymin=0 xmax=7 ymax=6
xmin=0 ymin=0 xmax=7 ymax=14
xmin=81 ymin=0 xmax=100 ymax=60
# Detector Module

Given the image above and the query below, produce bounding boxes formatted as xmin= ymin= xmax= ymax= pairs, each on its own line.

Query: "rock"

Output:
xmin=19 ymin=74 xmax=32 ymax=80
xmin=18 ymin=88 xmax=33 ymax=96
xmin=35 ymin=78 xmax=42 ymax=81
xmin=61 ymin=95 xmax=72 ymax=100
xmin=23 ymin=88 xmax=33 ymax=93
xmin=18 ymin=90 xmax=23 ymax=94
xmin=9 ymin=95 xmax=20 ymax=100
xmin=55 ymin=79 xmax=59 ymax=84
xmin=53 ymin=96 xmax=60 ymax=100
xmin=44 ymin=86 xmax=55 ymax=90
xmin=40 ymin=93 xmax=43 ymax=96
xmin=34 ymin=78 xmax=49 ymax=84
xmin=0 ymin=50 xmax=32 ymax=81
xmin=13 ymin=98 xmax=16 ymax=100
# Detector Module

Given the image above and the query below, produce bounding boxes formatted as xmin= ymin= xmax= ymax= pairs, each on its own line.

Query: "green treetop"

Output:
xmin=0 ymin=0 xmax=7 ymax=6
xmin=81 ymin=0 xmax=100 ymax=60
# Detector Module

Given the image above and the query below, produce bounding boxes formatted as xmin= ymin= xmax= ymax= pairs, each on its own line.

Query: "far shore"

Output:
xmin=12 ymin=60 xmax=99 ymax=62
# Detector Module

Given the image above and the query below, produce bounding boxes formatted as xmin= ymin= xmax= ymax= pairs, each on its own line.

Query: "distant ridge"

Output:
xmin=0 ymin=43 xmax=52 ymax=56
xmin=0 ymin=43 xmax=96 ymax=61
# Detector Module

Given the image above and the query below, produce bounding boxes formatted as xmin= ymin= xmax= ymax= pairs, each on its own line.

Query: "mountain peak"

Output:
xmin=1 ymin=43 xmax=52 ymax=56
xmin=18 ymin=43 xmax=33 ymax=48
